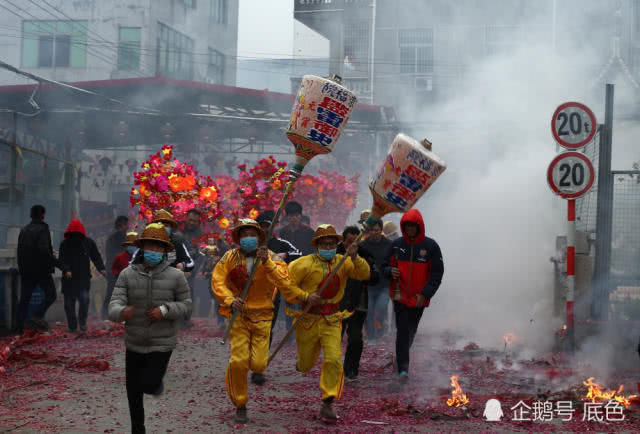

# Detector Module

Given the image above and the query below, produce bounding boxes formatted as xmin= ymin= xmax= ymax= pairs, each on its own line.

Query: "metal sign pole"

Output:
xmin=566 ymin=199 xmax=576 ymax=351
xmin=592 ymin=84 xmax=614 ymax=320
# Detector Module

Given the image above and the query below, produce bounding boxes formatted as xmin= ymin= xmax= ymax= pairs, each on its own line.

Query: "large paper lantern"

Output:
xmin=286 ymin=75 xmax=357 ymax=176
xmin=369 ymin=134 xmax=447 ymax=217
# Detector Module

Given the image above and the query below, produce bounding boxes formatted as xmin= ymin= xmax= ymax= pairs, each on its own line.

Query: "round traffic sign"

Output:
xmin=547 ymin=152 xmax=595 ymax=199
xmin=551 ymin=102 xmax=597 ymax=149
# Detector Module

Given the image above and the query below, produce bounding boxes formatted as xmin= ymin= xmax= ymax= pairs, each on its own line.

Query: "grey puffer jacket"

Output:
xmin=108 ymin=261 xmax=192 ymax=353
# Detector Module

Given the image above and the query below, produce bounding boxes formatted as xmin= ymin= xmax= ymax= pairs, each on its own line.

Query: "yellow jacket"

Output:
xmin=211 ymin=248 xmax=309 ymax=320
xmin=286 ymin=253 xmax=370 ymax=320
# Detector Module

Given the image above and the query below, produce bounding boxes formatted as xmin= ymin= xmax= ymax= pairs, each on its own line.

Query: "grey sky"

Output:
xmin=238 ymin=0 xmax=328 ymax=59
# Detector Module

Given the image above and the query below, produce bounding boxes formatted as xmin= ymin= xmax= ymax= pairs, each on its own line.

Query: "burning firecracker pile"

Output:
xmin=1 ymin=323 xmax=640 ymax=432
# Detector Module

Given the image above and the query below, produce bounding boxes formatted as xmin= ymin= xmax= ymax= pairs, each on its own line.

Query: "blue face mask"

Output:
xmin=318 ymin=249 xmax=336 ymax=261
xmin=240 ymin=237 xmax=258 ymax=252
xmin=126 ymin=246 xmax=137 ymax=255
xmin=143 ymin=251 xmax=164 ymax=266
xmin=165 ymin=227 xmax=172 ymax=236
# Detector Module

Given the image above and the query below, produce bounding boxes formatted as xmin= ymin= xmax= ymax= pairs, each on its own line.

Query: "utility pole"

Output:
xmin=8 ymin=112 xmax=17 ymax=226
xmin=591 ymin=84 xmax=614 ymax=320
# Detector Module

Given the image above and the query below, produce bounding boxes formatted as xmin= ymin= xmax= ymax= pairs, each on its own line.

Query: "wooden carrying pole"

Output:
xmin=267 ymin=216 xmax=375 ymax=365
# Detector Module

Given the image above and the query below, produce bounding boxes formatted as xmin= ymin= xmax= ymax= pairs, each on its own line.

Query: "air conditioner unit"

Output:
xmin=414 ymin=76 xmax=433 ymax=91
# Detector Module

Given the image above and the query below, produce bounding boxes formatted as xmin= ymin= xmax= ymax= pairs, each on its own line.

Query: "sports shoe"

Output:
xmin=319 ymin=399 xmax=337 ymax=422
xmin=234 ymin=407 xmax=248 ymax=424
xmin=398 ymin=370 xmax=409 ymax=383
xmin=79 ymin=324 xmax=87 ymax=332
xmin=250 ymin=373 xmax=266 ymax=385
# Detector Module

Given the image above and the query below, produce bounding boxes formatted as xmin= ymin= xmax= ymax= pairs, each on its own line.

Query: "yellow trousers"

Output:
xmin=225 ymin=316 xmax=271 ymax=408
xmin=295 ymin=315 xmax=344 ymax=401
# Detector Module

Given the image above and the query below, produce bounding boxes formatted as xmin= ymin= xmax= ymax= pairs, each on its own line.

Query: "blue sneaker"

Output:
xmin=398 ymin=371 xmax=408 ymax=382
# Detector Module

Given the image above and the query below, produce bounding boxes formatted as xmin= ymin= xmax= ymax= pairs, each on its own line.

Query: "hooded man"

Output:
xmin=211 ymin=219 xmax=319 ymax=424
xmin=382 ymin=209 xmax=444 ymax=382
xmin=59 ymin=219 xmax=107 ymax=332
xmin=108 ymin=223 xmax=192 ymax=434
xmin=287 ymin=224 xmax=370 ymax=421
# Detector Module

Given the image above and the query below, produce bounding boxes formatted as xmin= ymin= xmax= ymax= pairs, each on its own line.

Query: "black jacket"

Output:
xmin=181 ymin=227 xmax=203 ymax=273
xmin=338 ymin=243 xmax=379 ymax=312
xmin=59 ymin=237 xmax=106 ymax=292
xmin=267 ymin=236 xmax=302 ymax=264
xmin=361 ymin=235 xmax=393 ymax=287
xmin=17 ymin=220 xmax=68 ymax=276
xmin=105 ymin=230 xmax=126 ymax=273
xmin=279 ymin=224 xmax=316 ymax=256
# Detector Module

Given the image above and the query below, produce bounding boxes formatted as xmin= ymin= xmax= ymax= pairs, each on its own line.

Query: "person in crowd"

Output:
xmin=279 ymin=202 xmax=315 ymax=256
xmin=383 ymin=221 xmax=400 ymax=241
xmin=109 ymin=223 xmax=192 ymax=434
xmin=59 ymin=219 xmax=107 ymax=332
xmin=181 ymin=209 xmax=204 ymax=325
xmin=198 ymin=236 xmax=229 ymax=327
xmin=301 ymin=215 xmax=311 ymax=226
xmin=359 ymin=209 xmax=371 ymax=222
xmin=103 ymin=216 xmax=129 ymax=320
xmin=338 ymin=226 xmax=378 ymax=380
xmin=111 ymin=232 xmax=138 ymax=278
xmin=287 ymin=224 xmax=370 ymax=422
xmin=278 ymin=201 xmax=316 ymax=333
xmin=212 ymin=219 xmax=317 ymax=424
xmin=250 ymin=210 xmax=302 ymax=385
xmin=361 ymin=219 xmax=393 ymax=340
xmin=16 ymin=205 xmax=70 ymax=333
xmin=382 ymin=209 xmax=444 ymax=383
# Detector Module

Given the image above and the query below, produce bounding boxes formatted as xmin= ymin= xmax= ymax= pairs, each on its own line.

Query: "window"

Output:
xmin=399 ymin=29 xmax=433 ymax=74
xmin=118 ymin=27 xmax=141 ymax=70
xmin=183 ymin=0 xmax=197 ymax=7
xmin=157 ymin=23 xmax=194 ymax=80
xmin=208 ymin=48 xmax=225 ymax=83
xmin=343 ymin=21 xmax=370 ymax=77
xmin=210 ymin=0 xmax=227 ymax=24
xmin=23 ymin=20 xmax=87 ymax=68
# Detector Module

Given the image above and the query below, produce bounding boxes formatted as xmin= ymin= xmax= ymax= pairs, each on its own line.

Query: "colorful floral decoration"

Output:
xmin=130 ymin=145 xmax=223 ymax=224
xmin=216 ymin=156 xmax=360 ymax=240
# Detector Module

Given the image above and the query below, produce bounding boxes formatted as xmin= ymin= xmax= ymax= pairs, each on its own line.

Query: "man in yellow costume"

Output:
xmin=287 ymin=224 xmax=370 ymax=421
xmin=212 ymin=218 xmax=320 ymax=424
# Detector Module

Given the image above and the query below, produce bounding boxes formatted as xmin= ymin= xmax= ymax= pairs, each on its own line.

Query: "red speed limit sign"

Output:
xmin=551 ymin=102 xmax=597 ymax=149
xmin=547 ymin=152 xmax=595 ymax=199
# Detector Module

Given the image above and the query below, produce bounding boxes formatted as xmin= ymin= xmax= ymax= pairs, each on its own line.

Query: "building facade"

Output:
xmin=0 ymin=0 xmax=238 ymax=86
xmin=294 ymin=0 xmax=640 ymax=119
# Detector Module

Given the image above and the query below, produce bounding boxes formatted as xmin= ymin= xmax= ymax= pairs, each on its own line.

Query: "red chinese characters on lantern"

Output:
xmin=319 ymin=96 xmax=349 ymax=118
xmin=406 ymin=164 xmax=431 ymax=185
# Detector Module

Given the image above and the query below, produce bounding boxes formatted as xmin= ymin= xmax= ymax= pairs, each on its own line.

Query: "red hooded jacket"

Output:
xmin=383 ymin=209 xmax=444 ymax=308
